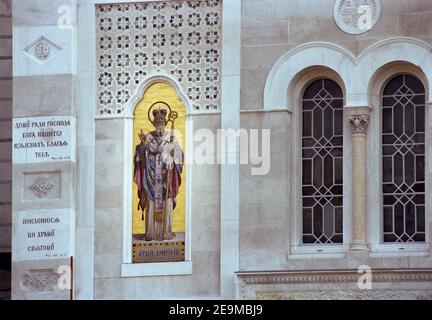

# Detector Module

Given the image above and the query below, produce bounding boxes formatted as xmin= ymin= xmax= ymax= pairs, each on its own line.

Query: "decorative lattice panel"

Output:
xmin=302 ymin=79 xmax=344 ymax=244
xmin=96 ymin=0 xmax=221 ymax=115
xmin=382 ymin=74 xmax=426 ymax=243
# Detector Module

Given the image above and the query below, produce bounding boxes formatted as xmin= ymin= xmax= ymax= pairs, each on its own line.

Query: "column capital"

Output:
xmin=345 ymin=106 xmax=372 ymax=135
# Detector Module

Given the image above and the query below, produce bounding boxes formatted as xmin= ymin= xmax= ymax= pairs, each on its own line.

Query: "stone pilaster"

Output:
xmin=346 ymin=107 xmax=372 ymax=252
xmin=220 ymin=0 xmax=241 ymax=298
xmin=11 ymin=0 xmax=78 ymax=300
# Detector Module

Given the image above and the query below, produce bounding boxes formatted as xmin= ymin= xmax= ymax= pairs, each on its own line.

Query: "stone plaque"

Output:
xmin=132 ymin=241 xmax=185 ymax=263
xmin=334 ymin=0 xmax=381 ymax=35
xmin=13 ymin=116 xmax=76 ymax=164
xmin=13 ymin=209 xmax=74 ymax=262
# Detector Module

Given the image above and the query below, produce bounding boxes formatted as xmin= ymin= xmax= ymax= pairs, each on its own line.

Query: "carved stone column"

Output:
xmin=346 ymin=107 xmax=372 ymax=251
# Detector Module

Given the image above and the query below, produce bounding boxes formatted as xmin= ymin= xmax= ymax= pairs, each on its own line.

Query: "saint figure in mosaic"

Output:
xmin=133 ymin=103 xmax=183 ymax=241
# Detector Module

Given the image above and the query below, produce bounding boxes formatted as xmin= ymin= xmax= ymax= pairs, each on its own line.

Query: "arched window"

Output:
xmin=382 ymin=74 xmax=426 ymax=243
xmin=302 ymin=79 xmax=344 ymax=244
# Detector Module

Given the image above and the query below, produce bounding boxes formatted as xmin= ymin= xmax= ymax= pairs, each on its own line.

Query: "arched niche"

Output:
xmin=122 ymin=75 xmax=192 ymax=269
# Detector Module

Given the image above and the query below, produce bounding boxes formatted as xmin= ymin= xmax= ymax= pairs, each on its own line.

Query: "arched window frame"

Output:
xmin=289 ymin=67 xmax=351 ymax=255
xmin=368 ymin=63 xmax=431 ymax=253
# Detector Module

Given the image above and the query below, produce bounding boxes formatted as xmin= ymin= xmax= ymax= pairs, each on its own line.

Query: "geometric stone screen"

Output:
xmin=96 ymin=0 xmax=222 ymax=116
xmin=382 ymin=74 xmax=426 ymax=243
xmin=301 ymin=79 xmax=344 ymax=244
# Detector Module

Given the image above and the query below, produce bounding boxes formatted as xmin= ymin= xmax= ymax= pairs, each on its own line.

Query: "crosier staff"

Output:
xmin=163 ymin=111 xmax=178 ymax=239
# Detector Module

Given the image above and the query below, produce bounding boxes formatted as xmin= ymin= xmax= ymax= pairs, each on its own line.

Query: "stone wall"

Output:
xmin=92 ymin=0 xmax=226 ymax=299
xmin=11 ymin=0 xmax=78 ymax=300
xmin=8 ymin=0 xmax=432 ymax=300
xmin=241 ymin=0 xmax=432 ymax=111
xmin=238 ymin=0 xmax=432 ymax=299
xmin=94 ymin=115 xmax=221 ymax=299
xmin=0 ymin=0 xmax=12 ymax=255
xmin=239 ymin=111 xmax=291 ymax=270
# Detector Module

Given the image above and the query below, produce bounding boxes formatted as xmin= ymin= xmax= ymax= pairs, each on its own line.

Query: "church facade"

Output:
xmin=1 ymin=0 xmax=432 ymax=300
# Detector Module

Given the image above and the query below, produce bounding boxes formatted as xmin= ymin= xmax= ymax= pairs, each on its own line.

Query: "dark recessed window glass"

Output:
xmin=302 ymin=79 xmax=343 ymax=244
xmin=382 ymin=74 xmax=426 ymax=243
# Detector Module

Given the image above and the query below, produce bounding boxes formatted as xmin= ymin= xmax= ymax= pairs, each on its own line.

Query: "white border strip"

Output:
xmin=220 ymin=0 xmax=241 ymax=299
xmin=75 ymin=0 xmax=97 ymax=300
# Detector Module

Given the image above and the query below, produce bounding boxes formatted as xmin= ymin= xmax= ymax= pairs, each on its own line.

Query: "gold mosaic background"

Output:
xmin=132 ymin=82 xmax=186 ymax=235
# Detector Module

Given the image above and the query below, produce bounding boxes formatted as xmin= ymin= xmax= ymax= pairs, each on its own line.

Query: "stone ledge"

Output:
xmin=255 ymin=290 xmax=432 ymax=300
xmin=236 ymin=269 xmax=432 ymax=300
xmin=237 ymin=269 xmax=432 ymax=285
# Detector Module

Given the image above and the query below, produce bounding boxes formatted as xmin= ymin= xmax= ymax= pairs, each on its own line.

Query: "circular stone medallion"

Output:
xmin=334 ymin=0 xmax=381 ymax=35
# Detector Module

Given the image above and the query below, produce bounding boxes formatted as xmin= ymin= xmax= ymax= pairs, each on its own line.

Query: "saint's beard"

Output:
xmin=156 ymin=125 xmax=165 ymax=135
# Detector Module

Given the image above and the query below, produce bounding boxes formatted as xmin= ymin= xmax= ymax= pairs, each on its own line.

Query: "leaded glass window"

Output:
xmin=302 ymin=79 xmax=344 ymax=244
xmin=382 ymin=74 xmax=426 ymax=243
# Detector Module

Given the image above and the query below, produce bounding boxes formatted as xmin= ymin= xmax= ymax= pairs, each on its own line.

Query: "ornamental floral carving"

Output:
xmin=22 ymin=269 xmax=60 ymax=292
xmin=256 ymin=290 xmax=432 ymax=300
xmin=23 ymin=36 xmax=62 ymax=63
xmin=34 ymin=42 xmax=51 ymax=60
xmin=346 ymin=107 xmax=372 ymax=134
xmin=29 ymin=175 xmax=55 ymax=198
xmin=237 ymin=270 xmax=432 ymax=300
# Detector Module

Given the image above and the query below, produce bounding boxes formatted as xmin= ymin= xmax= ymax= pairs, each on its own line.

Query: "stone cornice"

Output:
xmin=236 ymin=269 xmax=432 ymax=285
